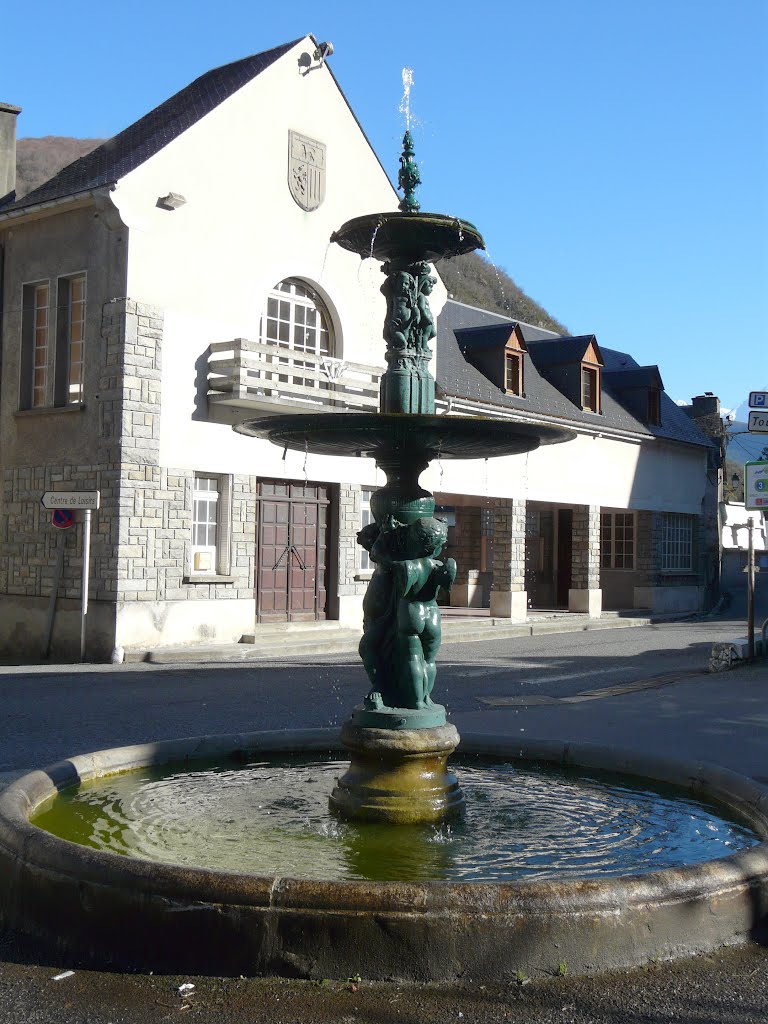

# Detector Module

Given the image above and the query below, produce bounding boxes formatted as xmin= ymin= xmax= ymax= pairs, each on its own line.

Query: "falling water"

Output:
xmin=399 ymin=67 xmax=414 ymax=131
xmin=303 ymin=439 xmax=309 ymax=485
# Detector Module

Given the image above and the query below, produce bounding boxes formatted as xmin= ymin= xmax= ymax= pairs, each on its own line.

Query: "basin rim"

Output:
xmin=1 ymin=729 xmax=767 ymax=910
xmin=2 ymin=729 xmax=768 ymax=979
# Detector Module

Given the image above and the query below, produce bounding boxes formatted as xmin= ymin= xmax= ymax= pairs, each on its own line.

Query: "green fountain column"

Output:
xmin=329 ymin=132 xmax=463 ymax=825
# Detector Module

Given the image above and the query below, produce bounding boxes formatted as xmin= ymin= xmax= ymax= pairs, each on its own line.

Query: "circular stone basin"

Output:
xmin=33 ymin=756 xmax=759 ymax=884
xmin=330 ymin=211 xmax=484 ymax=264
xmin=234 ymin=413 xmax=574 ymax=461
xmin=1 ymin=731 xmax=768 ymax=980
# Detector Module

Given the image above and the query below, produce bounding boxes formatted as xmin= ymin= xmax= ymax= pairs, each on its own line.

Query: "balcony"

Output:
xmin=207 ymin=338 xmax=382 ymax=414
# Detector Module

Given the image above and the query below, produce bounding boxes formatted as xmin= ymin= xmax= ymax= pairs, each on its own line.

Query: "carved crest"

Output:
xmin=288 ymin=131 xmax=326 ymax=211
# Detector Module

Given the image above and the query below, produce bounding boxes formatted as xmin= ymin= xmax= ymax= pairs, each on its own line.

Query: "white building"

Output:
xmin=0 ymin=35 xmax=718 ymax=660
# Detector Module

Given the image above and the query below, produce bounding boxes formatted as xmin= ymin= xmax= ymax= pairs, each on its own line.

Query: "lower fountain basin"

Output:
xmin=1 ymin=730 xmax=767 ymax=979
xmin=234 ymin=412 xmax=574 ymax=460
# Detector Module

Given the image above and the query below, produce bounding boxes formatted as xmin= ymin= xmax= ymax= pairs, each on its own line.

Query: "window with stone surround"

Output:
xmin=260 ymin=279 xmax=333 ymax=392
xmin=660 ymin=512 xmax=693 ymax=571
xmin=57 ymin=274 xmax=86 ymax=405
xmin=191 ymin=474 xmax=232 ymax=576
xmin=600 ymin=511 xmax=635 ymax=569
xmin=20 ymin=273 xmax=87 ymax=409
xmin=20 ymin=281 xmax=50 ymax=409
xmin=359 ymin=488 xmax=373 ymax=570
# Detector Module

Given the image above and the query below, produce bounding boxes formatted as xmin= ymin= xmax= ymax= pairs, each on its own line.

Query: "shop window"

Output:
xmin=660 ymin=513 xmax=693 ymax=571
xmin=601 ymin=512 xmax=635 ymax=569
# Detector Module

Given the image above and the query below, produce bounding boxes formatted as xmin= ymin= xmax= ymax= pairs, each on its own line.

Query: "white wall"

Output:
xmin=424 ymin=433 xmax=707 ymax=514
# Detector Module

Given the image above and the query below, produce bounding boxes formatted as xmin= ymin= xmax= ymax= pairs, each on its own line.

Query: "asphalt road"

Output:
xmin=0 ymin=613 xmax=760 ymax=774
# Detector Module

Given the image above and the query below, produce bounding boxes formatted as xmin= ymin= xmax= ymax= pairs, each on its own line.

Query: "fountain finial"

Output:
xmin=397 ymin=130 xmax=421 ymax=213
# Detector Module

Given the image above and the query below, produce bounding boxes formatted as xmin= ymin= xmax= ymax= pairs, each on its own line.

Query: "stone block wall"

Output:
xmin=337 ymin=485 xmax=370 ymax=598
xmin=490 ymin=498 xmax=526 ymax=592
xmin=448 ymin=508 xmax=481 ymax=585
xmin=571 ymin=505 xmax=601 ymax=590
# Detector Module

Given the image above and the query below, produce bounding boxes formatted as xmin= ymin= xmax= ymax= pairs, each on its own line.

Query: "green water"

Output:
xmin=33 ymin=755 xmax=760 ymax=883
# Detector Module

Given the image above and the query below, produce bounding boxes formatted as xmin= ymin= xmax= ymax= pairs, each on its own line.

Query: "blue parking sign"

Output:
xmin=749 ymin=391 xmax=768 ymax=408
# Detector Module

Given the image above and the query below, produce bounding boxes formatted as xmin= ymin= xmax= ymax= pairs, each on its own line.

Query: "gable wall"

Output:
xmin=110 ymin=40 xmax=446 ymax=482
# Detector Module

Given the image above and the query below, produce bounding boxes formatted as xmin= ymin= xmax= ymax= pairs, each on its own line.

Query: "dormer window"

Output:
xmin=456 ymin=321 xmax=528 ymax=398
xmin=581 ymin=365 xmax=600 ymax=413
xmin=505 ymin=351 xmax=523 ymax=396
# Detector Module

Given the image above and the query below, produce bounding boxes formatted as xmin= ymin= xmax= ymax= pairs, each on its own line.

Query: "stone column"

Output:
xmin=569 ymin=504 xmax=602 ymax=616
xmin=489 ymin=498 xmax=527 ymax=620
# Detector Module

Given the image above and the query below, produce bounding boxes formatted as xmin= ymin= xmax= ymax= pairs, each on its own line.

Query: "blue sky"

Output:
xmin=3 ymin=1 xmax=766 ymax=413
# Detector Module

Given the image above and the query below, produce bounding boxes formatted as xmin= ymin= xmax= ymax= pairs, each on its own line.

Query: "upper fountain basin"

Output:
xmin=330 ymin=211 xmax=485 ymax=265
xmin=234 ymin=412 xmax=574 ymax=461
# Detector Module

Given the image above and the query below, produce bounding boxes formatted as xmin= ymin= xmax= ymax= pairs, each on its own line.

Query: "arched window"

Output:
xmin=260 ymin=279 xmax=335 ymax=391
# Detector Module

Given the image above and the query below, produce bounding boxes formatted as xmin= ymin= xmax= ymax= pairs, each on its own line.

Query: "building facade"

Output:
xmin=0 ymin=36 xmax=718 ymax=660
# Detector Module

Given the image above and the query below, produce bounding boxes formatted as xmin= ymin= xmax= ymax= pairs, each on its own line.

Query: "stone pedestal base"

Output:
xmin=329 ymin=721 xmax=464 ymax=824
xmin=568 ymin=587 xmax=602 ymax=617
xmin=489 ymin=590 xmax=528 ymax=621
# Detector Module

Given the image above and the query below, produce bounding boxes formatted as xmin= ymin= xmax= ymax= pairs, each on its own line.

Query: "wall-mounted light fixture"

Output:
xmin=313 ymin=41 xmax=334 ymax=65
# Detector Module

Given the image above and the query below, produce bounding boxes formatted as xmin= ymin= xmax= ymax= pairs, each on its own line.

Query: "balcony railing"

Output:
xmin=207 ymin=338 xmax=382 ymax=413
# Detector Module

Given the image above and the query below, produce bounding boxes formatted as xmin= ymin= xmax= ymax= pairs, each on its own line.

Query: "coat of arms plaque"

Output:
xmin=288 ymin=131 xmax=326 ymax=211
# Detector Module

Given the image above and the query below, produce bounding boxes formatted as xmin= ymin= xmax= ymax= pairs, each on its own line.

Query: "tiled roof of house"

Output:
xmin=526 ymin=334 xmax=599 ymax=368
xmin=0 ymin=38 xmax=302 ymax=215
xmin=436 ymin=299 xmax=714 ymax=448
xmin=603 ymin=365 xmax=664 ymax=391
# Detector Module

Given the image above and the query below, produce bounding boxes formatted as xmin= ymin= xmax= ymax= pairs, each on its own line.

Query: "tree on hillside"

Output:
xmin=438 ymin=251 xmax=567 ymax=334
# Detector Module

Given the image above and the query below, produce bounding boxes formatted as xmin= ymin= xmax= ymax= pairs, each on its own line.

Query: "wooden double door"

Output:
xmin=255 ymin=480 xmax=330 ymax=622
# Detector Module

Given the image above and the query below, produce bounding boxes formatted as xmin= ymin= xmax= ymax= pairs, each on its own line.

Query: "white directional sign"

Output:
xmin=40 ymin=490 xmax=100 ymax=510
xmin=745 ymin=462 xmax=768 ymax=511
xmin=749 ymin=391 xmax=768 ymax=408
xmin=748 ymin=410 xmax=768 ymax=434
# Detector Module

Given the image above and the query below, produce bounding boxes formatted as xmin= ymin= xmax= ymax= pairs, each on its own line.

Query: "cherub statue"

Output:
xmin=415 ymin=263 xmax=437 ymax=354
xmin=391 ymin=517 xmax=456 ymax=709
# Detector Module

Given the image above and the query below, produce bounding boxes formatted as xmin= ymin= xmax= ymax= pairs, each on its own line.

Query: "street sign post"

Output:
xmin=745 ymin=461 xmax=768 ymax=511
xmin=40 ymin=490 xmax=100 ymax=661
xmin=41 ymin=491 xmax=100 ymax=510
xmin=748 ymin=410 xmax=768 ymax=434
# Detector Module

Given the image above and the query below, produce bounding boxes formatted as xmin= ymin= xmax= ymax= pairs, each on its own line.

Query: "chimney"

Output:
xmin=0 ymin=102 xmax=22 ymax=203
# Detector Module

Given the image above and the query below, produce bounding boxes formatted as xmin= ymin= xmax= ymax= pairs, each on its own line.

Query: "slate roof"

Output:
xmin=603 ymin=365 xmax=664 ymax=391
xmin=454 ymin=323 xmax=521 ymax=352
xmin=526 ymin=335 xmax=600 ymax=368
xmin=0 ymin=38 xmax=302 ymax=215
xmin=436 ymin=299 xmax=714 ymax=449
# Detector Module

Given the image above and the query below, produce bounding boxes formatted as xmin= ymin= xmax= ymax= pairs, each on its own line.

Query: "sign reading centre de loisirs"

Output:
xmin=40 ymin=490 xmax=100 ymax=510
xmin=745 ymin=462 xmax=768 ymax=511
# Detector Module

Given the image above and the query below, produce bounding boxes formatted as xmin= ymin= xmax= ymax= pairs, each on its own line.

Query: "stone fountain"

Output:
xmin=235 ymin=128 xmax=571 ymax=827
xmin=0 ymin=123 xmax=767 ymax=984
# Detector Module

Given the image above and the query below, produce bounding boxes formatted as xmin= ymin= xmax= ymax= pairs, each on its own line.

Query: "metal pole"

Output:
xmin=80 ymin=509 xmax=91 ymax=663
xmin=43 ymin=529 xmax=66 ymax=659
xmin=747 ymin=517 xmax=755 ymax=662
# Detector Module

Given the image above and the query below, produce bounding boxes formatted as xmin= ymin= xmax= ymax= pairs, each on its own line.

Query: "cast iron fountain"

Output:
xmin=0 ymin=120 xmax=767 ymax=983
xmin=235 ymin=128 xmax=572 ymax=826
